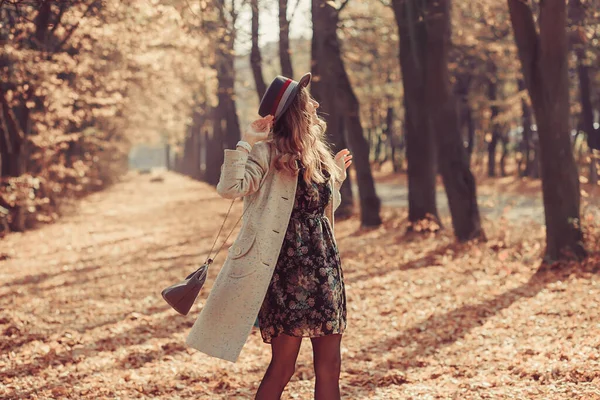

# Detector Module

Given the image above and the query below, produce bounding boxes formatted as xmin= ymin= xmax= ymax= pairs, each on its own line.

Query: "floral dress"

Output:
xmin=257 ymin=164 xmax=347 ymax=343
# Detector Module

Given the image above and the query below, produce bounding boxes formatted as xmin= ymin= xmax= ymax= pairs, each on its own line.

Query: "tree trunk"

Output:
xmin=589 ymin=152 xmax=598 ymax=185
xmin=424 ymin=0 xmax=483 ymax=241
xmin=487 ymin=76 xmax=500 ymax=177
xmin=33 ymin=0 xmax=52 ymax=48
xmin=312 ymin=0 xmax=381 ymax=226
xmin=0 ymin=88 xmax=27 ymax=231
xmin=310 ymin=3 xmax=352 ymax=216
xmin=182 ymin=132 xmax=193 ymax=176
xmin=499 ymin=134 xmax=508 ymax=177
xmin=165 ymin=143 xmax=171 ymax=170
xmin=331 ymin=8 xmax=381 ymax=226
xmin=337 ymin=116 xmax=354 ymax=216
xmin=209 ymin=34 xmax=240 ymax=186
xmin=466 ymin=107 xmax=475 ymax=161
xmin=575 ymin=51 xmax=599 ymax=184
xmin=205 ymin=122 xmax=224 ymax=185
xmin=203 ymin=1 xmax=241 ymax=185
xmin=222 ymin=57 xmax=241 ymax=151
xmin=455 ymin=73 xmax=474 ymax=162
xmin=392 ymin=0 xmax=440 ymax=228
xmin=569 ymin=0 xmax=599 ymax=153
xmin=342 ymin=92 xmax=382 ymax=226
xmin=518 ymin=79 xmax=533 ymax=177
xmin=0 ymin=86 xmax=26 ymax=180
xmin=386 ymin=105 xmax=400 ymax=172
xmin=250 ymin=0 xmax=267 ymax=100
xmin=530 ymin=134 xmax=541 ymax=179
xmin=279 ymin=0 xmax=294 ymax=77
xmin=508 ymin=0 xmax=586 ymax=261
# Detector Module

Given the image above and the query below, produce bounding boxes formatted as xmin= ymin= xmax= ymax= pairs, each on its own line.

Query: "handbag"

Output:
xmin=161 ymin=195 xmax=257 ymax=315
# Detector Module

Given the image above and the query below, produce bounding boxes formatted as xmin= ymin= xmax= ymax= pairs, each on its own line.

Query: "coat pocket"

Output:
xmin=227 ymin=232 xmax=259 ymax=278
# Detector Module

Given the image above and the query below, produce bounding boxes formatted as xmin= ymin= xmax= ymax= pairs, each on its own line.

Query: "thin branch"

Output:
xmin=339 ymin=0 xmax=351 ymax=12
xmin=50 ymin=2 xmax=67 ymax=34
xmin=53 ymin=0 xmax=100 ymax=53
xmin=183 ymin=0 xmax=199 ymax=18
xmin=288 ymin=0 xmax=302 ymax=20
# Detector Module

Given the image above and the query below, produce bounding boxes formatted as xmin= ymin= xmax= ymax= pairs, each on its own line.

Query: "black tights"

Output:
xmin=255 ymin=333 xmax=342 ymax=400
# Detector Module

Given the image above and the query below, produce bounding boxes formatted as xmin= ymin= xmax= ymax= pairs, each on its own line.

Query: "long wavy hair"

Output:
xmin=266 ymin=86 xmax=341 ymax=199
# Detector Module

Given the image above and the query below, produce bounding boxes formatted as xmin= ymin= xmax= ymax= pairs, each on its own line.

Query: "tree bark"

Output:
xmin=499 ymin=134 xmax=508 ymax=177
xmin=205 ymin=117 xmax=224 ymax=185
xmin=0 ymin=87 xmax=25 ymax=178
xmin=385 ymin=105 xmax=400 ymax=172
xmin=310 ymin=0 xmax=354 ymax=219
xmin=466 ymin=107 xmax=475 ymax=161
xmin=337 ymin=116 xmax=355 ymax=215
xmin=311 ymin=0 xmax=381 ymax=226
xmin=201 ymin=0 xmax=241 ymax=185
xmin=0 ymin=87 xmax=27 ymax=231
xmin=508 ymin=0 xmax=586 ymax=261
xmin=392 ymin=0 xmax=440 ymax=228
xmin=518 ymin=79 xmax=534 ymax=177
xmin=279 ymin=0 xmax=294 ymax=77
xmin=574 ymin=52 xmax=599 ymax=184
xmin=455 ymin=72 xmax=474 ymax=161
xmin=487 ymin=73 xmax=500 ymax=177
xmin=424 ymin=0 xmax=483 ymax=241
xmin=250 ymin=0 xmax=267 ymax=100
xmin=310 ymin=4 xmax=352 ymax=218
xmin=568 ymin=0 xmax=599 ymax=156
xmin=165 ymin=143 xmax=171 ymax=171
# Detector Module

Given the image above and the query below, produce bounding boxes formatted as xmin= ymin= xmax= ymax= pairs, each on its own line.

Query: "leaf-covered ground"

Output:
xmin=1 ymin=171 xmax=599 ymax=399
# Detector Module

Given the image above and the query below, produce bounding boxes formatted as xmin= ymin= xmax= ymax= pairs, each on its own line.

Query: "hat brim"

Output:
xmin=298 ymin=72 xmax=311 ymax=88
xmin=275 ymin=73 xmax=312 ymax=121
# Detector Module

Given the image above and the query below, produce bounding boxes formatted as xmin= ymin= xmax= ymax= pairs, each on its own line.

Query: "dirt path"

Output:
xmin=1 ymin=171 xmax=599 ymax=399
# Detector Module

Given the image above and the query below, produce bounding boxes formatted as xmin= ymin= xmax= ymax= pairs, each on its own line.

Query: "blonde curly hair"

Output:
xmin=266 ymin=87 xmax=341 ymax=199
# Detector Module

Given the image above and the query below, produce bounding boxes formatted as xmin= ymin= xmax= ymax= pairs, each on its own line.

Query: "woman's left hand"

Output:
xmin=334 ymin=149 xmax=352 ymax=181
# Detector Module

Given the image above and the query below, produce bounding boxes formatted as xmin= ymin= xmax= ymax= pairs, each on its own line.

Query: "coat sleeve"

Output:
xmin=216 ymin=142 xmax=270 ymax=199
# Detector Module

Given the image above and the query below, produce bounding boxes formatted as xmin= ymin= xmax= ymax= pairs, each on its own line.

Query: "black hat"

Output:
xmin=258 ymin=73 xmax=312 ymax=122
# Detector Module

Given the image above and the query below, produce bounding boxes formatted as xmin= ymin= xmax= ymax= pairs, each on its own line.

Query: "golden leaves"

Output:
xmin=1 ymin=171 xmax=600 ymax=398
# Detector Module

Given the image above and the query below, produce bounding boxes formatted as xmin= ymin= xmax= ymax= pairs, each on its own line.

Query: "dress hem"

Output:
xmin=261 ymin=328 xmax=346 ymax=344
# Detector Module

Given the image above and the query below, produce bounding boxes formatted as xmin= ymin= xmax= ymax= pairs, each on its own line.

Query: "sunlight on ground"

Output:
xmin=1 ymin=171 xmax=599 ymax=399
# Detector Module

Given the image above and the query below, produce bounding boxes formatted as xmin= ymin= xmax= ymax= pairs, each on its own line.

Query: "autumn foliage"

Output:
xmin=0 ymin=1 xmax=213 ymax=234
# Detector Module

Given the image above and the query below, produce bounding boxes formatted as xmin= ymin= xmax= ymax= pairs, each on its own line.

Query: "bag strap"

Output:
xmin=204 ymin=144 xmax=273 ymax=265
xmin=203 ymin=195 xmax=256 ymax=265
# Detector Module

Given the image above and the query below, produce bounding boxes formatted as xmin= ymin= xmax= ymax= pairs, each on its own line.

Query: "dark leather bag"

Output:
xmin=161 ymin=262 xmax=211 ymax=316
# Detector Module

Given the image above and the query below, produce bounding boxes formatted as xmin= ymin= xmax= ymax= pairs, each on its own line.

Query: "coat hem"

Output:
xmin=185 ymin=337 xmax=240 ymax=363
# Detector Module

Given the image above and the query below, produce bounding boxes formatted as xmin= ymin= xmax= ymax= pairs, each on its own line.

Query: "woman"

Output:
xmin=185 ymin=73 xmax=352 ymax=400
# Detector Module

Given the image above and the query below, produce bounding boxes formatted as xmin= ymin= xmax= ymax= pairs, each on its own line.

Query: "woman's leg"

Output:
xmin=310 ymin=334 xmax=342 ymax=400
xmin=255 ymin=334 xmax=303 ymax=400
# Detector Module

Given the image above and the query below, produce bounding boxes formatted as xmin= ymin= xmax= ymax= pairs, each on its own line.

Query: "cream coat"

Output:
xmin=185 ymin=141 xmax=343 ymax=362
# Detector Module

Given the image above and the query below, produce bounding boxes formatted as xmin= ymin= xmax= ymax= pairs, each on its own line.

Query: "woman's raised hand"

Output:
xmin=242 ymin=115 xmax=274 ymax=146
xmin=334 ymin=149 xmax=352 ymax=182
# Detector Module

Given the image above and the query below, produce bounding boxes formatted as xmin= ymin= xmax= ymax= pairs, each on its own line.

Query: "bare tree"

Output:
xmin=311 ymin=0 xmax=381 ymax=226
xmin=202 ymin=0 xmax=242 ymax=185
xmin=279 ymin=0 xmax=294 ymax=77
xmin=250 ymin=0 xmax=266 ymax=100
xmin=392 ymin=0 xmax=441 ymax=230
xmin=508 ymin=0 xmax=586 ymax=261
xmin=569 ymin=0 xmax=599 ymax=182
xmin=392 ymin=0 xmax=483 ymax=241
